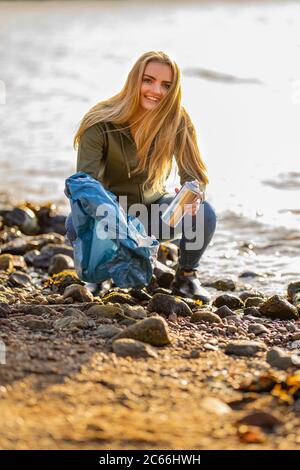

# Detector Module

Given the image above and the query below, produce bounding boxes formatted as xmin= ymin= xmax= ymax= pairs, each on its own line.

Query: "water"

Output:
xmin=1 ymin=0 xmax=300 ymax=293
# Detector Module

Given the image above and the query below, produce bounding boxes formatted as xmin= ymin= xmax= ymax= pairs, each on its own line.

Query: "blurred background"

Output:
xmin=0 ymin=0 xmax=300 ymax=293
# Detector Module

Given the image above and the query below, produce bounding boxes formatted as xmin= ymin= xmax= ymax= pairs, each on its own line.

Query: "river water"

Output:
xmin=0 ymin=0 xmax=300 ymax=294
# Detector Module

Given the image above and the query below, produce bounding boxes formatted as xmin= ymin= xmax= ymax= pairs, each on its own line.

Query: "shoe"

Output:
xmin=171 ymin=269 xmax=211 ymax=304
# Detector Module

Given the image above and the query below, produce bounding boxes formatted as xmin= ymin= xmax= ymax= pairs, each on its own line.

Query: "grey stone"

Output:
xmin=113 ymin=317 xmax=171 ymax=346
xmin=267 ymin=347 xmax=300 ymax=370
xmin=112 ymin=338 xmax=158 ymax=358
xmin=248 ymin=323 xmax=269 ymax=335
xmin=259 ymin=295 xmax=299 ymax=320
xmin=213 ymin=294 xmax=244 ymax=310
xmin=48 ymin=254 xmax=74 ymax=275
xmin=62 ymin=284 xmax=93 ymax=302
xmin=148 ymin=293 xmax=192 ymax=317
xmin=8 ymin=271 xmax=32 ymax=288
xmin=191 ymin=311 xmax=222 ymax=324
xmin=96 ymin=325 xmax=122 ymax=338
xmin=225 ymin=340 xmax=266 ymax=357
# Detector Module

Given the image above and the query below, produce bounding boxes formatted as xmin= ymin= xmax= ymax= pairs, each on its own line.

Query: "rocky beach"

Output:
xmin=0 ymin=200 xmax=300 ymax=450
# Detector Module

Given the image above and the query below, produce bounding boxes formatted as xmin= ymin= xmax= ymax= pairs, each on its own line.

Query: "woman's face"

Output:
xmin=139 ymin=61 xmax=173 ymax=112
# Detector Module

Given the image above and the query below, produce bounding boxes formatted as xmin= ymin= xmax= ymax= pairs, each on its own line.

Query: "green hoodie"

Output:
xmin=76 ymin=121 xmax=195 ymax=206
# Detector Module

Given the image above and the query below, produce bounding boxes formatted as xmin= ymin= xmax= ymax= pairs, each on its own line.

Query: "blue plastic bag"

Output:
xmin=64 ymin=172 xmax=159 ymax=288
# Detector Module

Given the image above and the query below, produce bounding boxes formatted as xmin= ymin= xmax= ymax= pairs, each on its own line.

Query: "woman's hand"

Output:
xmin=175 ymin=187 xmax=203 ymax=216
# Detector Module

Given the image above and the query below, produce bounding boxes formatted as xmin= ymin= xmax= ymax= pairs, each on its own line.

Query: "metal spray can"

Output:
xmin=161 ymin=180 xmax=205 ymax=228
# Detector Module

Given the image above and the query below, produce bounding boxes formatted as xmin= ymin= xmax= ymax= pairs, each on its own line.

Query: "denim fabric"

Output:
xmin=146 ymin=193 xmax=217 ymax=271
xmin=65 ymin=192 xmax=217 ymax=272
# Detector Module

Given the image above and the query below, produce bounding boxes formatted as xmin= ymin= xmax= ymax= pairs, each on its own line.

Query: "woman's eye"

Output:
xmin=143 ymin=78 xmax=151 ymax=83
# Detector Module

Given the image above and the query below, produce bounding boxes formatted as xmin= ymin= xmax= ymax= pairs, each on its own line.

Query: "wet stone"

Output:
xmin=239 ymin=271 xmax=260 ymax=279
xmin=48 ymin=254 xmax=74 ymax=275
xmin=245 ymin=297 xmax=264 ymax=308
xmin=259 ymin=295 xmax=299 ymax=320
xmin=153 ymin=261 xmax=175 ymax=289
xmin=29 ymin=244 xmax=74 ymax=269
xmin=148 ymin=293 xmax=193 ymax=318
xmin=209 ymin=279 xmax=236 ymax=291
xmin=2 ymin=206 xmax=40 ymax=235
xmin=129 ymin=288 xmax=152 ymax=302
xmin=239 ymin=290 xmax=265 ymax=302
xmin=243 ymin=307 xmax=261 ymax=317
xmin=213 ymin=294 xmax=244 ymax=310
xmin=287 ymin=280 xmax=300 ymax=302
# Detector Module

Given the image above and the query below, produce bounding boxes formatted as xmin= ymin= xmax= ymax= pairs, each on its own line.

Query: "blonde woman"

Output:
xmin=66 ymin=51 xmax=216 ymax=303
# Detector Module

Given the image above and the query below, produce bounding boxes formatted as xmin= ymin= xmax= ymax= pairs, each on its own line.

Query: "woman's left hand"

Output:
xmin=175 ymin=187 xmax=203 ymax=216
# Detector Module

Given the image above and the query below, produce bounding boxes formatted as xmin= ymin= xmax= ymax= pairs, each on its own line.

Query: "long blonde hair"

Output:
xmin=74 ymin=50 xmax=209 ymax=192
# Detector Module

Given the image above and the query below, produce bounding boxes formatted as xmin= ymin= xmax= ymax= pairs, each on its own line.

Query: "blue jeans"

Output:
xmin=65 ymin=193 xmax=217 ymax=272
xmin=146 ymin=193 xmax=217 ymax=271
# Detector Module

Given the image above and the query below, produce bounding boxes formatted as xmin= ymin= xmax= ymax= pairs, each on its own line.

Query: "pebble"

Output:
xmin=148 ymin=293 xmax=192 ymax=317
xmin=214 ymin=305 xmax=235 ymax=318
xmin=96 ymin=325 xmax=122 ymax=338
xmin=225 ymin=340 xmax=267 ymax=357
xmin=259 ymin=295 xmax=299 ymax=320
xmin=22 ymin=317 xmax=50 ymax=331
xmin=48 ymin=254 xmax=74 ymax=275
xmin=191 ymin=311 xmax=222 ymax=324
xmin=54 ymin=309 xmax=91 ymax=330
xmin=238 ymin=411 xmax=282 ymax=430
xmin=245 ymin=297 xmax=264 ymax=308
xmin=209 ymin=279 xmax=236 ymax=291
xmin=199 ymin=397 xmax=231 ymax=415
xmin=62 ymin=284 xmax=94 ymax=302
xmin=267 ymin=347 xmax=300 ymax=370
xmin=112 ymin=338 xmax=158 ymax=358
xmin=0 ymin=254 xmax=14 ymax=272
xmin=213 ymin=294 xmax=244 ymax=310
xmin=86 ymin=304 xmax=124 ymax=321
xmin=8 ymin=271 xmax=32 ymax=288
xmin=248 ymin=323 xmax=269 ymax=336
xmin=121 ymin=304 xmax=147 ymax=320
xmin=113 ymin=317 xmax=171 ymax=346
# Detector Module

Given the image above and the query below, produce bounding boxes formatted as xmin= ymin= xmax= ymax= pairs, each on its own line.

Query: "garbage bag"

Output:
xmin=64 ymin=172 xmax=159 ymax=288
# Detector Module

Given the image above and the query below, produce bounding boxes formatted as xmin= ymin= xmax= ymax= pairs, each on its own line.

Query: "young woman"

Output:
xmin=66 ymin=51 xmax=217 ymax=303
